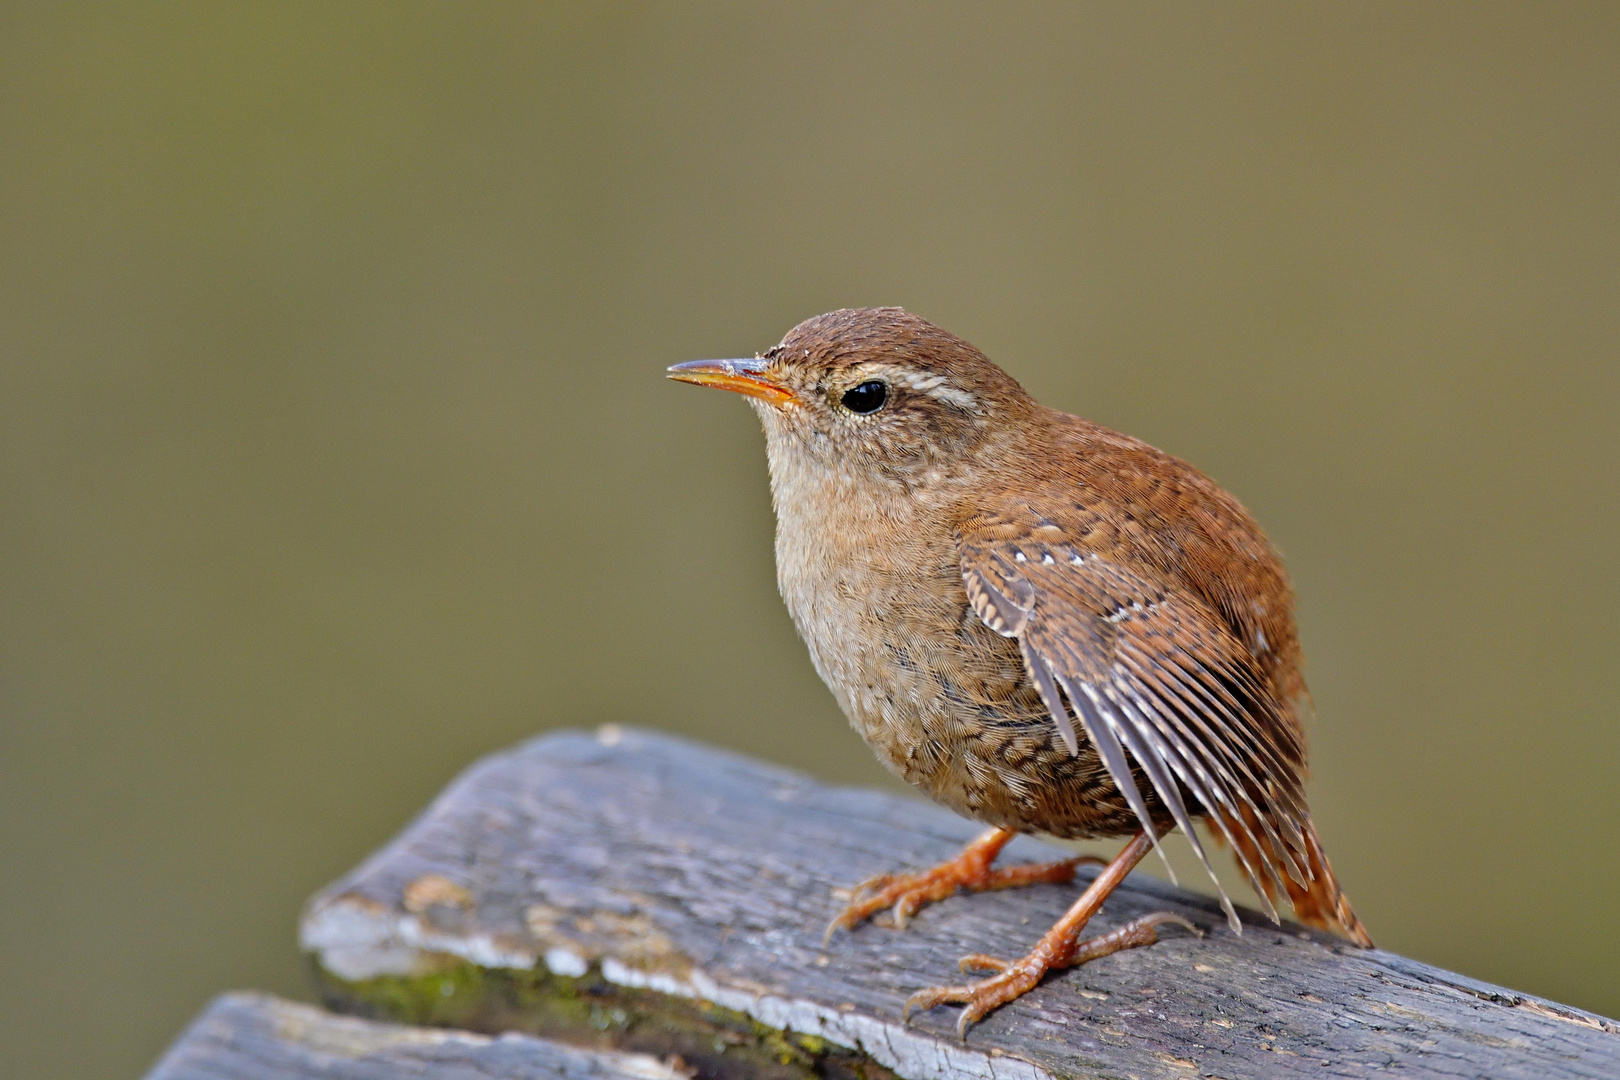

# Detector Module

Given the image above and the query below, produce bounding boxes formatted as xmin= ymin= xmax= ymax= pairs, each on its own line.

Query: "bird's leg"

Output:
xmin=825 ymin=827 xmax=1100 ymax=941
xmin=903 ymin=831 xmax=1200 ymax=1040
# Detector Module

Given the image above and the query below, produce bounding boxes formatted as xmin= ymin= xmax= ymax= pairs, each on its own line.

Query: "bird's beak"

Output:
xmin=666 ymin=358 xmax=795 ymax=406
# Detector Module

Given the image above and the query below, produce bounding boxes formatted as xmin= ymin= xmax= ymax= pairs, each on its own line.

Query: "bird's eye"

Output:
xmin=840 ymin=380 xmax=888 ymax=414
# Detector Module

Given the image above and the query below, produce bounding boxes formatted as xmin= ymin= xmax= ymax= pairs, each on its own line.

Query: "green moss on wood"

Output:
xmin=310 ymin=953 xmax=896 ymax=1080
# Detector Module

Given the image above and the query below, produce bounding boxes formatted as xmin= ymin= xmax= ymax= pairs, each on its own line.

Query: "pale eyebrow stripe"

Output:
xmin=886 ymin=369 xmax=979 ymax=411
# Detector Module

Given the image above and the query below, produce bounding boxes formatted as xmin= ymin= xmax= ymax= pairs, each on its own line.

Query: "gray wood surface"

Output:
xmin=147 ymin=992 xmax=693 ymax=1080
xmin=300 ymin=727 xmax=1619 ymax=1080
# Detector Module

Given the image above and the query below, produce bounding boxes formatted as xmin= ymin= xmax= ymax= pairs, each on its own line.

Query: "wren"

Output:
xmin=669 ymin=307 xmax=1370 ymax=1037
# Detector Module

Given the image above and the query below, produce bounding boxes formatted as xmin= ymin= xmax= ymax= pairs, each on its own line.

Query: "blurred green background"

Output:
xmin=3 ymin=4 xmax=1617 ymax=1076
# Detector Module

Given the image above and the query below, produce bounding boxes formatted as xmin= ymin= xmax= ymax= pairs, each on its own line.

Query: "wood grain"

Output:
xmin=147 ymin=992 xmax=694 ymax=1080
xmin=298 ymin=727 xmax=1619 ymax=1080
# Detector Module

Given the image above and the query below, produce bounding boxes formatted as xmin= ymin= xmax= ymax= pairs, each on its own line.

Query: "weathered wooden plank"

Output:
xmin=301 ymin=727 xmax=1619 ymax=1080
xmin=146 ymin=992 xmax=691 ymax=1080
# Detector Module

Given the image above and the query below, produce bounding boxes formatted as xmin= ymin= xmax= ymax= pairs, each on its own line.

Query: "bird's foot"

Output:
xmin=903 ymin=911 xmax=1199 ymax=1040
xmin=825 ymin=828 xmax=1098 ymax=942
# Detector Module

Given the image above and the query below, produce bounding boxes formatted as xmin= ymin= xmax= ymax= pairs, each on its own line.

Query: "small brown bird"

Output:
xmin=669 ymin=307 xmax=1371 ymax=1037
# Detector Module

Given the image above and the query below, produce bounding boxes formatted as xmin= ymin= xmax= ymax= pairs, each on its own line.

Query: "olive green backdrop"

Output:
xmin=3 ymin=4 xmax=1616 ymax=1077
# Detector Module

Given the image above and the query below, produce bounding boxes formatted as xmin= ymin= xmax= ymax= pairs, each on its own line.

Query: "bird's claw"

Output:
xmin=903 ymin=910 xmax=1200 ymax=1039
xmin=957 ymin=953 xmax=1009 ymax=973
xmin=903 ymin=963 xmax=1045 ymax=1040
xmin=823 ymin=867 xmax=962 ymax=943
xmin=824 ymin=850 xmax=1096 ymax=944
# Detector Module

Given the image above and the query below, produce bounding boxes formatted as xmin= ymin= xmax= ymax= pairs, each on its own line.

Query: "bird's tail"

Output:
xmin=1218 ymin=815 xmax=1374 ymax=947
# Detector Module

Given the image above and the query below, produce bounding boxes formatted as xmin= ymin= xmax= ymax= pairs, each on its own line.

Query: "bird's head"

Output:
xmin=668 ymin=307 xmax=1036 ymax=490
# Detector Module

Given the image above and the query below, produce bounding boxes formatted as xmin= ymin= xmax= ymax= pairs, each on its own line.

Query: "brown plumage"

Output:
xmin=669 ymin=306 xmax=1370 ymax=1037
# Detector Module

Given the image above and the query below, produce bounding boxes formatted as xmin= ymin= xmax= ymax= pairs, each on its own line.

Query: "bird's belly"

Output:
xmin=780 ymin=555 xmax=1149 ymax=839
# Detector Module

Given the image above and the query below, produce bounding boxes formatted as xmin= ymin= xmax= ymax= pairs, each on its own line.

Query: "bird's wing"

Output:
xmin=957 ymin=508 xmax=1312 ymax=930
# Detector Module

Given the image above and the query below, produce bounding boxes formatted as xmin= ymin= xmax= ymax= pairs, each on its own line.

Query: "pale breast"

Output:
xmin=768 ymin=475 xmax=1137 ymax=837
xmin=772 ymin=481 xmax=965 ymax=749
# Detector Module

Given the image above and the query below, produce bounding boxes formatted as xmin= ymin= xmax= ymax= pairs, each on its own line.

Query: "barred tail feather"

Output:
xmin=1217 ymin=814 xmax=1373 ymax=947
